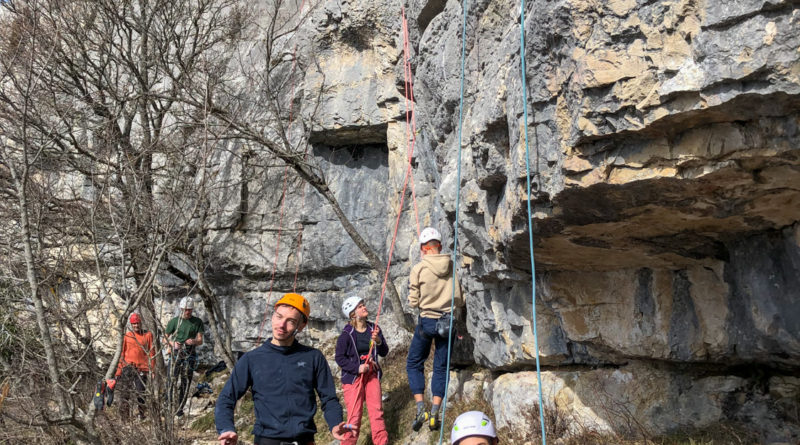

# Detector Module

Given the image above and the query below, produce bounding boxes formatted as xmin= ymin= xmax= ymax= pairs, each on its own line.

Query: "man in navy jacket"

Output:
xmin=215 ymin=293 xmax=352 ymax=445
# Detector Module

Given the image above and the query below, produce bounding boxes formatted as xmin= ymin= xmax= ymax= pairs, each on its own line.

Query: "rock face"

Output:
xmin=192 ymin=0 xmax=800 ymax=441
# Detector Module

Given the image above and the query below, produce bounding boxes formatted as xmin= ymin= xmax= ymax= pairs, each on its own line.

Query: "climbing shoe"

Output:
xmin=411 ymin=410 xmax=429 ymax=432
xmin=429 ymin=416 xmax=441 ymax=431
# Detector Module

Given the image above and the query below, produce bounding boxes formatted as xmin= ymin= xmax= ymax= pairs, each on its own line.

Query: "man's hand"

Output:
xmin=218 ymin=431 xmax=238 ymax=445
xmin=331 ymin=421 xmax=357 ymax=440
xmin=358 ymin=364 xmax=369 ymax=374
xmin=185 ymin=338 xmax=193 ymax=346
xmin=173 ymin=341 xmax=182 ymax=350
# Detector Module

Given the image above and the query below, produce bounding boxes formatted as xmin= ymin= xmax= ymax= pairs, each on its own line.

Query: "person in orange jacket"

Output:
xmin=115 ymin=312 xmax=155 ymax=420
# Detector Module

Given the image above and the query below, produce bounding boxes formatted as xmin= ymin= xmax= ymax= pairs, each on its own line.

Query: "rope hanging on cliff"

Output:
xmin=519 ymin=0 xmax=548 ymax=442
xmin=436 ymin=1 xmax=550 ymax=443
xmin=255 ymin=0 xmax=424 ymax=349
xmin=401 ymin=7 xmax=421 ymax=236
xmin=436 ymin=0 xmax=471 ymax=440
xmin=370 ymin=5 xmax=424 ymax=334
xmin=255 ymin=0 xmax=313 ymax=345
xmin=353 ymin=4 xmax=425 ymax=395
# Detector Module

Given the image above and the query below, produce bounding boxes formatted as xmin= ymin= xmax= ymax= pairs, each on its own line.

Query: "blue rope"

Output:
xmin=438 ymin=0 xmax=469 ymax=442
xmin=519 ymin=1 xmax=548 ymax=443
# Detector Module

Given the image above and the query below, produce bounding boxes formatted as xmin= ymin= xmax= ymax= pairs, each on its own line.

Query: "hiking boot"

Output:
xmin=411 ymin=410 xmax=429 ymax=432
xmin=429 ymin=416 xmax=441 ymax=431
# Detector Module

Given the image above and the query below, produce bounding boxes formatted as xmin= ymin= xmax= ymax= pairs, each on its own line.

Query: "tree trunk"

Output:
xmin=166 ymin=262 xmax=237 ymax=369
xmin=14 ymin=171 xmax=70 ymax=416
xmin=9 ymin=106 xmax=71 ymax=415
xmin=317 ymin=186 xmax=414 ymax=332
xmin=207 ymin=114 xmax=415 ymax=332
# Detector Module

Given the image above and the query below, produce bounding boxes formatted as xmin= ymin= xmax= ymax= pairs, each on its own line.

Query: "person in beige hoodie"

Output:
xmin=406 ymin=227 xmax=464 ymax=432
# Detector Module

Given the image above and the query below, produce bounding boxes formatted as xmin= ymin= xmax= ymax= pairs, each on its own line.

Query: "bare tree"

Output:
xmin=176 ymin=0 xmax=414 ymax=331
xmin=1 ymin=0 xmax=412 ymax=441
xmin=0 ymin=0 xmax=243 ymax=440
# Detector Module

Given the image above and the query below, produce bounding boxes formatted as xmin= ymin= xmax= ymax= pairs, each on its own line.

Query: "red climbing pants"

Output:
xmin=341 ymin=371 xmax=388 ymax=445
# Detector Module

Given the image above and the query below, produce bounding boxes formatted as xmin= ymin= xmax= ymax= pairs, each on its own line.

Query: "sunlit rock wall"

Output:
xmin=195 ymin=0 xmax=799 ymax=440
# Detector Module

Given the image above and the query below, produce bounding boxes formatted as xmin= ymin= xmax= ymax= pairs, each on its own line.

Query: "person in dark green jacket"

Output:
xmin=165 ymin=296 xmax=205 ymax=416
xmin=215 ymin=293 xmax=352 ymax=445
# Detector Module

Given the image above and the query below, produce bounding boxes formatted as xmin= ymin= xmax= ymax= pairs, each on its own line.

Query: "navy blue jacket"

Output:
xmin=215 ymin=340 xmax=343 ymax=439
xmin=334 ymin=322 xmax=389 ymax=385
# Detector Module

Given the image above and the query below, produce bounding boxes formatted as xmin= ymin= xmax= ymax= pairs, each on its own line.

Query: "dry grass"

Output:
xmin=93 ymin=345 xmax=769 ymax=445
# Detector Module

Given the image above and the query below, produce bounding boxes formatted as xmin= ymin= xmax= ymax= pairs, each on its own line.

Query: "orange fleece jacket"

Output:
xmin=115 ymin=330 xmax=155 ymax=376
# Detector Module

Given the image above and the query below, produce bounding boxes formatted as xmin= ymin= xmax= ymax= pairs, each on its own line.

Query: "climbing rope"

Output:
xmin=369 ymin=4 xmax=425 ymax=333
xmin=437 ymin=0 xmax=470 ymax=441
xmin=353 ymin=6 xmax=426 ymax=395
xmin=257 ymin=0 xmax=424 ymax=349
xmin=255 ymin=0 xmax=313 ymax=345
xmin=371 ymin=14 xmax=423 ymax=331
xmin=401 ymin=8 xmax=421 ymax=235
xmin=254 ymin=165 xmax=291 ymax=344
xmin=437 ymin=2 xmax=548 ymax=444
xmin=519 ymin=0 xmax=548 ymax=442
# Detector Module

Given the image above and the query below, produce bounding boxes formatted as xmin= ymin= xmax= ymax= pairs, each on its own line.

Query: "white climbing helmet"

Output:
xmin=179 ymin=296 xmax=195 ymax=309
xmin=341 ymin=296 xmax=363 ymax=318
xmin=419 ymin=227 xmax=442 ymax=245
xmin=451 ymin=411 xmax=497 ymax=445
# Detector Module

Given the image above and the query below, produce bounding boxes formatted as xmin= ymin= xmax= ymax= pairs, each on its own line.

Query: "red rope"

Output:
xmin=402 ymin=10 xmax=421 ymax=236
xmin=255 ymin=0 xmax=313 ymax=345
xmin=371 ymin=6 xmax=422 ymax=332
xmin=255 ymin=165 xmax=291 ymax=344
xmin=258 ymin=3 xmax=423 ymax=346
xmin=291 ymin=144 xmax=312 ymax=291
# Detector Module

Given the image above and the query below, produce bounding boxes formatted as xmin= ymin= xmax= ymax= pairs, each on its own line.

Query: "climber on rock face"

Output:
xmin=215 ymin=293 xmax=352 ymax=445
xmin=406 ymin=227 xmax=465 ymax=432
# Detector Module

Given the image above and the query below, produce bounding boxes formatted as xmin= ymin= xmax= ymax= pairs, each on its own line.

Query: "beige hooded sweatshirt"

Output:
xmin=408 ymin=253 xmax=464 ymax=318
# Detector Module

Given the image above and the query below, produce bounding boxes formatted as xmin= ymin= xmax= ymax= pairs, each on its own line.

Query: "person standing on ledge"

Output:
xmin=406 ymin=227 xmax=464 ymax=432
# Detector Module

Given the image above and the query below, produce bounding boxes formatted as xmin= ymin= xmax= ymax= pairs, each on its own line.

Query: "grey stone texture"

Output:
xmin=181 ymin=0 xmax=800 ymax=441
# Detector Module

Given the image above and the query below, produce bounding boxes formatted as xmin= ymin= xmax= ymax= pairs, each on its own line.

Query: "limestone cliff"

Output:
xmin=190 ymin=0 xmax=800 ymax=441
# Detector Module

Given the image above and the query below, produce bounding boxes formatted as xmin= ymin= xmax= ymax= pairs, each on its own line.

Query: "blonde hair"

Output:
xmin=348 ymin=309 xmax=357 ymax=327
xmin=348 ymin=306 xmax=366 ymax=328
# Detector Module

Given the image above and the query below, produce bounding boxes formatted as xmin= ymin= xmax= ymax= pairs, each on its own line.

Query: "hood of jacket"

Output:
xmin=421 ymin=254 xmax=452 ymax=278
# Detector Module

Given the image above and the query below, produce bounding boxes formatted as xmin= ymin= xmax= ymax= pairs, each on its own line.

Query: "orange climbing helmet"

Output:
xmin=275 ymin=293 xmax=311 ymax=322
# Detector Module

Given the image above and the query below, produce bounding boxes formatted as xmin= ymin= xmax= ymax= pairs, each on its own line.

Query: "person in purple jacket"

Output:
xmin=334 ymin=296 xmax=389 ymax=445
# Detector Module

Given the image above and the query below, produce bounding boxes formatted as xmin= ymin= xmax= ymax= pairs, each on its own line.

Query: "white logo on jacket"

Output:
xmin=297 ymin=361 xmax=306 ymax=367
